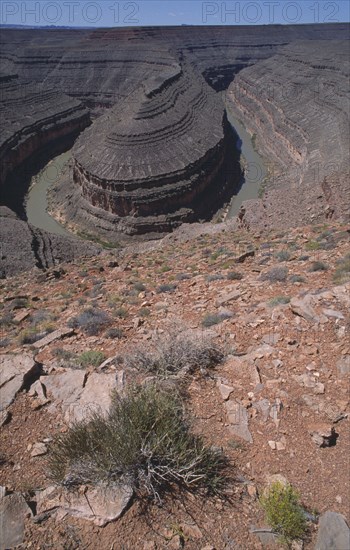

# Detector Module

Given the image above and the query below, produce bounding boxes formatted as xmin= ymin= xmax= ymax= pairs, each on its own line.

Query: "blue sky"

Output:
xmin=1 ymin=1 xmax=349 ymax=27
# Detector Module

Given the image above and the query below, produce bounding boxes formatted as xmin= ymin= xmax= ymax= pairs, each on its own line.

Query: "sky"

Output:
xmin=1 ymin=0 xmax=349 ymax=28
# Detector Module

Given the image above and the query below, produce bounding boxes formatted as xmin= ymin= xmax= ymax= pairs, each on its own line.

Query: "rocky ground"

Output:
xmin=1 ymin=220 xmax=349 ymax=549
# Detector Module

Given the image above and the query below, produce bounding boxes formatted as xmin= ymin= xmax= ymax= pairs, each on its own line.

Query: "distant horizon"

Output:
xmin=1 ymin=1 xmax=349 ymax=29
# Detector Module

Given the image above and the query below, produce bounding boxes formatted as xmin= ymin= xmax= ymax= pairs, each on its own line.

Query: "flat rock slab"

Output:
xmin=225 ymin=399 xmax=253 ymax=443
xmin=0 ymin=353 xmax=39 ymax=412
xmin=36 ymin=484 xmax=133 ymax=527
xmin=42 ymin=370 xmax=86 ymax=413
xmin=290 ymin=297 xmax=322 ymax=323
xmin=33 ymin=328 xmax=74 ymax=349
xmin=0 ymin=493 xmax=32 ymax=550
xmin=65 ymin=372 xmax=117 ymax=423
xmin=315 ymin=511 xmax=350 ymax=550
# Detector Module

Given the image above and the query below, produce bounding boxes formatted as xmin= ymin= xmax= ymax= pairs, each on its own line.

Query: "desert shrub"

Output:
xmin=9 ymin=297 xmax=29 ymax=310
xmin=260 ymin=267 xmax=288 ymax=283
xmin=206 ymin=274 xmax=224 ymax=282
xmin=305 ymin=240 xmax=320 ymax=251
xmin=289 ymin=275 xmax=305 ymax=284
xmin=0 ymin=338 xmax=10 ymax=348
xmin=260 ymin=481 xmax=307 ymax=545
xmin=308 ymin=261 xmax=328 ymax=272
xmin=175 ymin=273 xmax=191 ymax=281
xmin=156 ymin=284 xmax=177 ymax=294
xmin=106 ymin=327 xmax=124 ymax=339
xmin=227 ymin=271 xmax=243 ymax=281
xmin=114 ymin=307 xmax=128 ymax=319
xmin=49 ymin=384 xmax=227 ymax=500
xmin=268 ymin=296 xmax=290 ymax=307
xmin=275 ymin=250 xmax=291 ymax=262
xmin=77 ymin=350 xmax=105 ymax=368
xmin=138 ymin=307 xmax=150 ymax=318
xmin=133 ymin=282 xmax=146 ymax=292
xmin=19 ymin=327 xmax=53 ymax=345
xmin=333 ymin=253 xmax=350 ymax=284
xmin=202 ymin=312 xmax=231 ymax=327
xmin=0 ymin=312 xmax=14 ymax=327
xmin=124 ymin=327 xmax=224 ymax=377
xmin=68 ymin=308 xmax=111 ymax=336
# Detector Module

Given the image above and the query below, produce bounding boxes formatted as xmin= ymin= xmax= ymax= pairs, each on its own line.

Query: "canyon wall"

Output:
xmin=53 ymin=63 xmax=239 ymax=237
xmin=0 ymin=24 xmax=349 ymax=273
xmin=227 ymin=40 xmax=350 ymax=229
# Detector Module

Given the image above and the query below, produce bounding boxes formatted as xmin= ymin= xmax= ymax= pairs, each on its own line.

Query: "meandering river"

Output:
xmin=25 ymin=151 xmax=72 ymax=237
xmin=25 ymin=109 xmax=267 ymax=236
xmin=225 ymin=107 xmax=267 ymax=218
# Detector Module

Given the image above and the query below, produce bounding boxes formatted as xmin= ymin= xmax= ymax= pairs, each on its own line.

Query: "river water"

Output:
xmin=25 ymin=151 xmax=72 ymax=237
xmin=225 ymin=107 xmax=267 ymax=218
xmin=25 ymin=109 xmax=266 ymax=236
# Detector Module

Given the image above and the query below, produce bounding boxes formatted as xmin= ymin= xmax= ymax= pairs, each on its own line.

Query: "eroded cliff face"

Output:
xmin=0 ymin=24 xmax=349 ymax=246
xmin=51 ymin=63 xmax=239 ymax=237
xmin=0 ymin=73 xmax=90 ymax=209
xmin=227 ymin=40 xmax=350 ymax=229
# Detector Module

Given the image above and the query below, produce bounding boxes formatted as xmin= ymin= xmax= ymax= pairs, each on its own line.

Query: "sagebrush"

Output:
xmin=49 ymin=384 xmax=227 ymax=501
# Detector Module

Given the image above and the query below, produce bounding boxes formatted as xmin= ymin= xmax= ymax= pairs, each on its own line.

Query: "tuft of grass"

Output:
xmin=124 ymin=327 xmax=224 ymax=377
xmin=275 ymin=250 xmax=291 ymax=262
xmin=260 ymin=267 xmax=288 ymax=283
xmin=77 ymin=350 xmax=105 ymax=368
xmin=48 ymin=384 xmax=228 ymax=500
xmin=114 ymin=307 xmax=128 ymax=319
xmin=260 ymin=481 xmax=307 ymax=546
xmin=289 ymin=275 xmax=305 ymax=284
xmin=156 ymin=284 xmax=177 ymax=294
xmin=268 ymin=296 xmax=290 ymax=307
xmin=305 ymin=240 xmax=320 ymax=251
xmin=308 ymin=261 xmax=328 ymax=272
xmin=202 ymin=312 xmax=232 ymax=327
xmin=106 ymin=327 xmax=124 ymax=339
xmin=333 ymin=253 xmax=350 ymax=284
xmin=68 ymin=308 xmax=111 ymax=336
xmin=227 ymin=271 xmax=243 ymax=281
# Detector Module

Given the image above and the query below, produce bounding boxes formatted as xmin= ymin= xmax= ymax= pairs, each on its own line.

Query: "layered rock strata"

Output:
xmin=0 ymin=73 xmax=90 ymax=193
xmin=0 ymin=206 xmax=100 ymax=278
xmin=53 ymin=64 xmax=239 ymax=236
xmin=227 ymin=40 xmax=350 ymax=229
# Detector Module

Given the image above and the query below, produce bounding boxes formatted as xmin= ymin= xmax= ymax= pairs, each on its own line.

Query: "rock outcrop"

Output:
xmin=53 ymin=63 xmax=238 ymax=237
xmin=0 ymin=24 xmax=349 ymax=262
xmin=227 ymin=40 xmax=350 ymax=229
xmin=0 ymin=206 xmax=100 ymax=278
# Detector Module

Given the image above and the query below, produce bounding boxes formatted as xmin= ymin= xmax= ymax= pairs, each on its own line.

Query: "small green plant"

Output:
xmin=268 ymin=296 xmax=290 ymax=307
xmin=202 ymin=312 xmax=231 ymax=327
xmin=68 ymin=308 xmax=111 ymax=335
xmin=305 ymin=240 xmax=320 ymax=251
xmin=49 ymin=384 xmax=228 ymax=500
xmin=157 ymin=284 xmax=177 ymax=294
xmin=77 ymin=350 xmax=105 ymax=368
xmin=309 ymin=261 xmax=328 ymax=272
xmin=289 ymin=275 xmax=305 ymax=284
xmin=260 ymin=481 xmax=307 ymax=546
xmin=275 ymin=250 xmax=291 ymax=262
xmin=227 ymin=270 xmax=243 ymax=280
xmin=106 ymin=327 xmax=123 ymax=339
xmin=138 ymin=307 xmax=150 ymax=318
xmin=114 ymin=307 xmax=128 ymax=318
xmin=333 ymin=253 xmax=350 ymax=284
xmin=260 ymin=267 xmax=288 ymax=283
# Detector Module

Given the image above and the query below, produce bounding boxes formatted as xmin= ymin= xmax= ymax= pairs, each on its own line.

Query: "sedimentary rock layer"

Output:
xmin=227 ymin=40 xmax=350 ymax=229
xmin=0 ymin=24 xmax=349 ymax=248
xmin=0 ymin=207 xmax=100 ymax=278
xmin=57 ymin=63 xmax=238 ymax=236
xmin=0 ymin=73 xmax=90 ymax=189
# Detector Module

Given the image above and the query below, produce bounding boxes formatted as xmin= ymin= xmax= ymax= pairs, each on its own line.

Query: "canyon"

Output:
xmin=0 ymin=23 xmax=349 ymax=275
